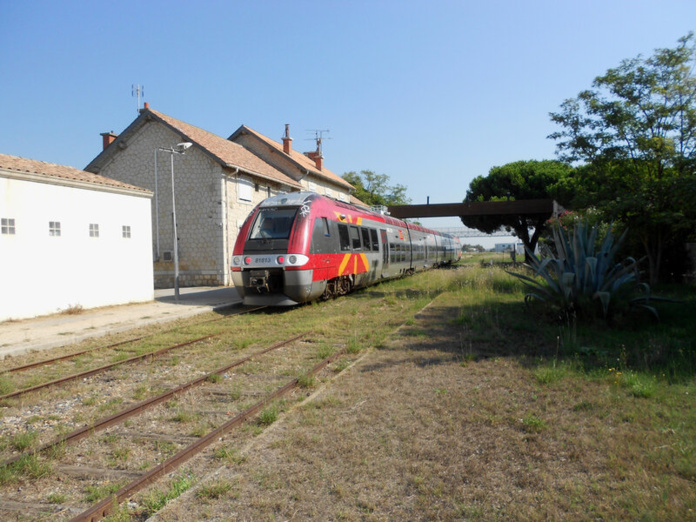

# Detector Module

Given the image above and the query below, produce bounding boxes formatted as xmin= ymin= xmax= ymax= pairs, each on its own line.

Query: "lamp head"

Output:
xmin=175 ymin=142 xmax=193 ymax=153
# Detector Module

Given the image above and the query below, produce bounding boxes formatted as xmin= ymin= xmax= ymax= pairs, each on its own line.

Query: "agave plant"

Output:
xmin=508 ymin=220 xmax=660 ymax=319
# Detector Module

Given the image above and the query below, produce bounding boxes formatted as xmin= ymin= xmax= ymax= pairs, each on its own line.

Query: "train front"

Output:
xmin=230 ymin=193 xmax=321 ymax=306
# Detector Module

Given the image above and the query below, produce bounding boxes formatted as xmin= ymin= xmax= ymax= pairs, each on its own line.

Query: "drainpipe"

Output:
xmin=223 ymin=167 xmax=239 ymax=285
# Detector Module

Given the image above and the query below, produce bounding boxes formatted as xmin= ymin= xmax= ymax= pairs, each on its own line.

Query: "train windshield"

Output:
xmin=249 ymin=207 xmax=298 ymax=240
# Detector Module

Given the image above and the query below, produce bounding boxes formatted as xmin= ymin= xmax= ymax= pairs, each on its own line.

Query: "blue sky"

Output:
xmin=1 ymin=0 xmax=694 ymax=234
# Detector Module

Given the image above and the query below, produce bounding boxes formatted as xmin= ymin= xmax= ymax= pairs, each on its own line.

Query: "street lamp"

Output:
xmin=155 ymin=142 xmax=192 ymax=301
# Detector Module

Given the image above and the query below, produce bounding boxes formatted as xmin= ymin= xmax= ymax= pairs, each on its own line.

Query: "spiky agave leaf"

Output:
xmin=507 ymin=219 xmax=659 ymax=319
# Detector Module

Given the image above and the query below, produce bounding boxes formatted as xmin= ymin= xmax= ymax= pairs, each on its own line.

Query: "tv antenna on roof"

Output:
xmin=132 ymin=84 xmax=145 ymax=113
xmin=305 ymin=129 xmax=331 ymax=155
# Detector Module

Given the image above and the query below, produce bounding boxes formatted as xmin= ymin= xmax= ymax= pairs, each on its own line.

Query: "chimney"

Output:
xmin=282 ymin=124 xmax=292 ymax=154
xmin=306 ymin=150 xmax=323 ymax=170
xmin=100 ymin=131 xmax=118 ymax=150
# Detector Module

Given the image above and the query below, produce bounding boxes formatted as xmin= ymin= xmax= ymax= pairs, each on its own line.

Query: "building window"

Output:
xmin=238 ymin=178 xmax=253 ymax=202
xmin=122 ymin=225 xmax=131 ymax=238
xmin=49 ymin=221 xmax=61 ymax=237
xmin=89 ymin=223 xmax=99 ymax=238
xmin=1 ymin=218 xmax=15 ymax=235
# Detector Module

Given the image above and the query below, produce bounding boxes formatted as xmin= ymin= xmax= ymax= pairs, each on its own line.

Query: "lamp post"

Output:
xmin=156 ymin=142 xmax=192 ymax=301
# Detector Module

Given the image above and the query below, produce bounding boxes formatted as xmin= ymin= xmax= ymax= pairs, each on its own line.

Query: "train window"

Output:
xmin=361 ymin=228 xmax=371 ymax=250
xmin=350 ymin=226 xmax=361 ymax=250
xmin=322 ymin=217 xmax=330 ymax=236
xmin=249 ymin=207 xmax=297 ymax=240
xmin=370 ymin=229 xmax=379 ymax=251
xmin=338 ymin=224 xmax=351 ymax=251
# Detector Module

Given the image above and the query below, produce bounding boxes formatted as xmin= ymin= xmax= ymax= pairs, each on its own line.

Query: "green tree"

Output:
xmin=342 ymin=170 xmax=412 ymax=207
xmin=549 ymin=33 xmax=696 ymax=284
xmin=461 ymin=160 xmax=571 ymax=260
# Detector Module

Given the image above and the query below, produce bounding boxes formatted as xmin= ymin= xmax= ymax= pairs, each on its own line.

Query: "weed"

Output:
xmin=172 ymin=409 xmax=196 ymax=423
xmin=196 ymin=479 xmax=233 ymax=500
xmin=0 ymin=376 xmax=14 ymax=395
xmin=0 ymin=454 xmax=52 ymax=484
xmin=347 ymin=339 xmax=362 ymax=354
xmin=333 ymin=360 xmax=351 ymax=372
xmin=258 ymin=405 xmax=278 ymax=426
xmin=521 ymin=414 xmax=547 ymax=433
xmin=12 ymin=430 xmax=39 ymax=451
xmin=85 ymin=481 xmax=127 ymax=503
xmin=533 ymin=364 xmax=568 ymax=385
xmin=141 ymin=472 xmax=196 ymax=514
xmin=98 ymin=398 xmax=124 ymax=414
xmin=190 ymin=422 xmax=210 ymax=437
xmin=316 ymin=344 xmax=335 ymax=360
xmin=207 ymin=373 xmax=222 ymax=384
xmin=215 ymin=445 xmax=246 ymax=464
xmin=47 ymin=492 xmax=67 ymax=503
xmin=62 ymin=304 xmax=84 ymax=315
xmin=153 ymin=440 xmax=177 ymax=455
xmin=111 ymin=447 xmax=131 ymax=462
xmin=133 ymin=385 xmax=149 ymax=400
xmin=297 ymin=373 xmax=316 ymax=388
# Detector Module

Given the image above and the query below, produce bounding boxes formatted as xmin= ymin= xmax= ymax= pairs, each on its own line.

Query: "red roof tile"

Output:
xmin=232 ymin=125 xmax=354 ymax=191
xmin=147 ymin=110 xmax=302 ymax=189
xmin=0 ymin=153 xmax=151 ymax=194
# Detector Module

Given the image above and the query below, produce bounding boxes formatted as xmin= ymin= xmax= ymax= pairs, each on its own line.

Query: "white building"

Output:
xmin=494 ymin=242 xmax=525 ymax=254
xmin=0 ymin=154 xmax=154 ymax=321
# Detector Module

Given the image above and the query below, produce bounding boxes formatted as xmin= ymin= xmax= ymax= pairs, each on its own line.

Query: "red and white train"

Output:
xmin=231 ymin=192 xmax=461 ymax=306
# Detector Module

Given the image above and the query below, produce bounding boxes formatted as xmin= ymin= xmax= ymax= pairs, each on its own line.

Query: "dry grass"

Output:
xmin=150 ymin=262 xmax=696 ymax=521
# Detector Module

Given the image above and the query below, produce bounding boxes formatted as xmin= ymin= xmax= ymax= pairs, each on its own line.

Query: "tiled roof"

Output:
xmin=231 ymin=125 xmax=354 ymax=191
xmin=147 ymin=110 xmax=302 ymax=189
xmin=0 ymin=153 xmax=151 ymax=194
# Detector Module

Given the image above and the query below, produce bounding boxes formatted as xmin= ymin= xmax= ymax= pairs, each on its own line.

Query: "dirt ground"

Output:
xmin=150 ymin=294 xmax=695 ymax=521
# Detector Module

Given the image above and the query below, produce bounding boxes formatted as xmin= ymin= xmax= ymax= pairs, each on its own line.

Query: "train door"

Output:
xmin=310 ymin=217 xmax=331 ymax=281
xmin=380 ymin=229 xmax=389 ymax=276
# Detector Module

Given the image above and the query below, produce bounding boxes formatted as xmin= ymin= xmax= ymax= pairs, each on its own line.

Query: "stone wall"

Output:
xmin=99 ymin=123 xmax=226 ymax=288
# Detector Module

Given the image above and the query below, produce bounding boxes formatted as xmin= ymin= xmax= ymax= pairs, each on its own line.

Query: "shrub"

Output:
xmin=508 ymin=220 xmax=665 ymax=319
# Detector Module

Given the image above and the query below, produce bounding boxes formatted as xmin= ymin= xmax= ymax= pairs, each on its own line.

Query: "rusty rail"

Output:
xmin=1 ymin=332 xmax=310 ymax=467
xmin=0 ymin=336 xmax=214 ymax=402
xmin=70 ymin=346 xmax=344 ymax=522
xmin=0 ymin=305 xmax=265 ymax=376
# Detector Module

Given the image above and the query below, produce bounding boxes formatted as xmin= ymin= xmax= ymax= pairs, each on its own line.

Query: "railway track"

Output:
xmin=0 ymin=331 xmax=349 ymax=521
xmin=0 ymin=306 xmax=266 ymax=402
xmin=0 ymin=306 xmax=266 ymax=376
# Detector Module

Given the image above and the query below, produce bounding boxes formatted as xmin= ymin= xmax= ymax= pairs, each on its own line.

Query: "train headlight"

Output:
xmin=285 ymin=254 xmax=309 ymax=266
xmin=232 ymin=256 xmax=241 ymax=266
xmin=244 ymin=257 xmax=252 ymax=265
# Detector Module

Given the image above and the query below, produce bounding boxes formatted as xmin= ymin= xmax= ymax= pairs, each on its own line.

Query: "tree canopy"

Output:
xmin=461 ymin=160 xmax=571 ymax=259
xmin=342 ymin=170 xmax=411 ymax=207
xmin=549 ymin=33 xmax=696 ymax=284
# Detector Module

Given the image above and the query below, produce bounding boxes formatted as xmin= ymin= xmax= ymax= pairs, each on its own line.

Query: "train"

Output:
xmin=230 ymin=192 xmax=462 ymax=306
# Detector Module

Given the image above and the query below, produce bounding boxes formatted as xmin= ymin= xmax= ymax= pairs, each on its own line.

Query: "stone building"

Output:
xmin=85 ymin=105 xmax=355 ymax=288
xmin=0 ymin=154 xmax=153 ymax=321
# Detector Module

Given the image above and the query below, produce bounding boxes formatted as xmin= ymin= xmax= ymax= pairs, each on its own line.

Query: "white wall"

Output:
xmin=0 ymin=176 xmax=154 ymax=321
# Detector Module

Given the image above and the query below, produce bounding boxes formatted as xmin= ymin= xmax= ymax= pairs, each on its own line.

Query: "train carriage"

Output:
xmin=231 ymin=192 xmax=460 ymax=306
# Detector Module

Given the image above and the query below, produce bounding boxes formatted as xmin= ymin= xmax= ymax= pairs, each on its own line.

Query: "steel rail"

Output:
xmin=0 ymin=336 xmax=214 ymax=402
xmin=0 ymin=336 xmax=149 ymax=375
xmin=70 ymin=347 xmax=345 ymax=522
xmin=0 ymin=305 xmax=266 ymax=376
xmin=1 ymin=332 xmax=310 ymax=467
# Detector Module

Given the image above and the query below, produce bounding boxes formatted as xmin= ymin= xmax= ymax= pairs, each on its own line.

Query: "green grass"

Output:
xmin=196 ymin=479 xmax=233 ymax=500
xmin=140 ymin=472 xmax=196 ymax=515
